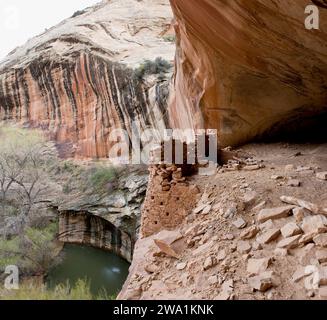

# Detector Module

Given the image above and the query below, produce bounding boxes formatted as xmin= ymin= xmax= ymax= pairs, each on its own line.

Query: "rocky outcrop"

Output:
xmin=169 ymin=0 xmax=327 ymax=146
xmin=58 ymin=210 xmax=133 ymax=262
xmin=57 ymin=168 xmax=148 ymax=238
xmin=0 ymin=0 xmax=175 ymax=158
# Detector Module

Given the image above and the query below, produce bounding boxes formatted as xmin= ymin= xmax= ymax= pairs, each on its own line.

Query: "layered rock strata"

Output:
xmin=57 ymin=168 xmax=148 ymax=238
xmin=58 ymin=210 xmax=133 ymax=262
xmin=0 ymin=0 xmax=175 ymax=158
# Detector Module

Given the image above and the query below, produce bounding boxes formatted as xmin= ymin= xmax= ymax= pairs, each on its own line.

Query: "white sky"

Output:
xmin=0 ymin=0 xmax=100 ymax=60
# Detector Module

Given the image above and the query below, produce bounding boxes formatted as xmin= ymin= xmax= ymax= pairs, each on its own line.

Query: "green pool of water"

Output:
xmin=47 ymin=244 xmax=130 ymax=298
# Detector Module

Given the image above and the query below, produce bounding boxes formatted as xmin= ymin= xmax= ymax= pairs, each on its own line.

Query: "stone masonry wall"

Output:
xmin=141 ymin=164 xmax=200 ymax=237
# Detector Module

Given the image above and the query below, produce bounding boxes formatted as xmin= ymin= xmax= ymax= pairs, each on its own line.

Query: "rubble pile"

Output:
xmin=119 ymin=143 xmax=327 ymax=300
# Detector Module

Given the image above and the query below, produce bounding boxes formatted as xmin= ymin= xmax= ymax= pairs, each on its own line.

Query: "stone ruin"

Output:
xmin=141 ymin=135 xmax=218 ymax=237
xmin=141 ymin=162 xmax=200 ymax=237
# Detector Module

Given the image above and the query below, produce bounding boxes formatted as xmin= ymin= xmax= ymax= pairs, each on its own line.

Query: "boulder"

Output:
xmin=299 ymin=233 xmax=315 ymax=246
xmin=293 ymin=207 xmax=310 ymax=223
xmin=281 ymin=223 xmax=302 ymax=238
xmin=222 ymin=279 xmax=234 ymax=294
xmin=276 ymin=235 xmax=301 ymax=249
xmin=217 ymin=249 xmax=227 ymax=261
xmin=252 ymin=242 xmax=263 ymax=251
xmin=193 ymin=203 xmax=209 ymax=215
xmin=271 ymin=175 xmax=284 ymax=180
xmin=154 ymin=239 xmax=179 ymax=259
xmin=242 ymin=191 xmax=258 ymax=207
xmin=240 ymin=226 xmax=259 ymax=240
xmin=248 ymin=271 xmax=274 ymax=292
xmin=203 ymin=256 xmax=217 ymax=271
xmin=224 ymin=205 xmax=238 ymax=218
xmin=101 ymin=193 xmax=127 ymax=208
xmin=247 ymin=258 xmax=271 ymax=276
xmin=317 ymin=267 xmax=327 ymax=286
xmin=208 ymin=275 xmax=220 ymax=285
xmin=233 ymin=217 xmax=247 ymax=229
xmin=280 ymin=196 xmax=320 ymax=214
xmin=237 ymin=241 xmax=252 ymax=254
xmin=257 ymin=228 xmax=281 ymax=245
xmin=301 ymin=216 xmax=327 ymax=235
xmin=145 ymin=264 xmax=160 ymax=274
xmin=257 ymin=206 xmax=294 ymax=223
xmin=202 ymin=205 xmax=212 ymax=215
xmin=259 ymin=219 xmax=274 ymax=232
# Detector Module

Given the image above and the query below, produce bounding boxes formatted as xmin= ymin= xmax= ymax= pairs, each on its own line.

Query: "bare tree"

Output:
xmin=0 ymin=125 xmax=57 ymax=235
xmin=0 ymin=125 xmax=62 ymax=277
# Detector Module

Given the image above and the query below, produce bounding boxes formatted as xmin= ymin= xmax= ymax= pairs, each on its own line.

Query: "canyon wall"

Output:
xmin=58 ymin=211 xmax=133 ymax=262
xmin=0 ymin=0 xmax=175 ymax=158
xmin=169 ymin=0 xmax=327 ymax=147
xmin=2 ymin=0 xmax=327 ymax=155
xmin=57 ymin=167 xmax=148 ymax=238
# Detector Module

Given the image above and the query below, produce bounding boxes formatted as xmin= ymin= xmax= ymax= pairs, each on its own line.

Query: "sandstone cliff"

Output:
xmin=169 ymin=0 xmax=327 ymax=146
xmin=58 ymin=211 xmax=133 ymax=262
xmin=0 ymin=0 xmax=175 ymax=158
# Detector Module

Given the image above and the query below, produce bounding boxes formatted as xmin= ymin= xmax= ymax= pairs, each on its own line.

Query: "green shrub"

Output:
xmin=62 ymin=183 xmax=71 ymax=194
xmin=133 ymin=57 xmax=172 ymax=81
xmin=25 ymin=224 xmax=56 ymax=244
xmin=89 ymin=166 xmax=118 ymax=192
xmin=0 ymin=238 xmax=20 ymax=270
xmin=62 ymin=161 xmax=76 ymax=173
xmin=163 ymin=35 xmax=176 ymax=42
xmin=0 ymin=279 xmax=112 ymax=300
xmin=0 ymin=223 xmax=59 ymax=275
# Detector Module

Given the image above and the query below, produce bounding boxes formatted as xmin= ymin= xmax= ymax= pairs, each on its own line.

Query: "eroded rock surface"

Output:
xmin=58 ymin=211 xmax=133 ymax=262
xmin=169 ymin=0 xmax=327 ymax=146
xmin=0 ymin=0 xmax=175 ymax=157
xmin=57 ymin=168 xmax=148 ymax=237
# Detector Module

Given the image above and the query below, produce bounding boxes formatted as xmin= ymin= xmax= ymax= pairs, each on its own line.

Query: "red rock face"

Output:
xmin=169 ymin=0 xmax=327 ymax=146
xmin=0 ymin=0 xmax=175 ymax=158
xmin=0 ymin=53 xmax=170 ymax=158
xmin=2 ymin=1 xmax=327 ymax=158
